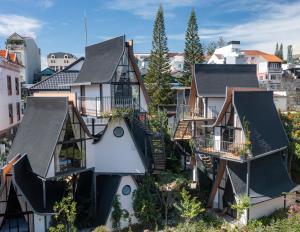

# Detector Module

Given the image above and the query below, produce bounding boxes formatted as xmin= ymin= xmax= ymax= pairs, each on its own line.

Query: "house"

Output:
xmin=208 ymin=41 xmax=247 ymax=65
xmin=242 ymin=50 xmax=283 ymax=90
xmin=6 ymin=33 xmax=41 ymax=84
xmin=172 ymin=64 xmax=259 ymax=141
xmin=47 ymin=52 xmax=78 ymax=72
xmin=30 ymin=57 xmax=85 ymax=94
xmin=0 ymin=36 xmax=165 ymax=231
xmin=0 ymin=50 xmax=22 ymax=144
xmin=194 ymin=89 xmax=298 ymax=223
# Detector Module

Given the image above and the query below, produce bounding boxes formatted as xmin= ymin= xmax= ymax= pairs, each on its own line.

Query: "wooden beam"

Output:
xmin=207 ymin=159 xmax=227 ymax=208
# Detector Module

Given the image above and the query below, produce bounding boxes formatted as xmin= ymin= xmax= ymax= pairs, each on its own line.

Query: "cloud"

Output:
xmin=105 ymin=0 xmax=199 ymax=19
xmin=0 ymin=14 xmax=42 ymax=38
xmin=39 ymin=0 xmax=54 ymax=8
xmin=7 ymin=0 xmax=55 ymax=8
xmin=41 ymin=56 xmax=48 ymax=70
xmin=169 ymin=1 xmax=300 ymax=55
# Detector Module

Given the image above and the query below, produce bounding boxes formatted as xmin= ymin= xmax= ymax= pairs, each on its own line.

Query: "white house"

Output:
xmin=0 ymin=36 xmax=165 ymax=232
xmin=47 ymin=52 xmax=77 ymax=72
xmin=0 ymin=50 xmax=22 ymax=140
xmin=6 ymin=32 xmax=41 ymax=84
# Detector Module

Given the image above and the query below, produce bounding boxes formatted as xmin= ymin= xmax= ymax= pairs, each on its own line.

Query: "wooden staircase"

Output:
xmin=199 ymin=154 xmax=213 ymax=170
xmin=152 ymin=132 xmax=166 ymax=173
xmin=173 ymin=121 xmax=192 ymax=140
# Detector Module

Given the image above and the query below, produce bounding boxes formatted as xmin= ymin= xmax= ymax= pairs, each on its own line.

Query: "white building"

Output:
xmin=6 ymin=33 xmax=41 ymax=84
xmin=0 ymin=36 xmax=166 ymax=232
xmin=47 ymin=52 xmax=77 ymax=72
xmin=0 ymin=50 xmax=22 ymax=139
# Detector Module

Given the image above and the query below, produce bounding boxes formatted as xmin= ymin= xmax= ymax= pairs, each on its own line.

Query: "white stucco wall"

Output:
xmin=106 ymin=176 xmax=138 ymax=231
xmin=0 ymin=61 xmax=21 ymax=133
xmin=207 ymin=97 xmax=225 ymax=118
xmin=86 ymin=119 xmax=145 ymax=174
xmin=34 ymin=214 xmax=46 ymax=232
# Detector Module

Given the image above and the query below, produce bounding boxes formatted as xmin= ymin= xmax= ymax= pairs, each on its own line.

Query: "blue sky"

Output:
xmin=0 ymin=0 xmax=300 ymax=67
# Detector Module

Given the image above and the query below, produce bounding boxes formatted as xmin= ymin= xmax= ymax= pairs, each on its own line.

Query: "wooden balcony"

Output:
xmin=195 ymin=137 xmax=250 ymax=162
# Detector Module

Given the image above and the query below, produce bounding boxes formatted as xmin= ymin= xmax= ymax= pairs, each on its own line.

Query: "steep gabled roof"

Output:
xmin=227 ymin=153 xmax=297 ymax=204
xmin=193 ymin=64 xmax=259 ymax=97
xmin=233 ymin=91 xmax=288 ymax=157
xmin=30 ymin=57 xmax=84 ymax=91
xmin=8 ymin=97 xmax=69 ymax=177
xmin=75 ymin=36 xmax=125 ymax=84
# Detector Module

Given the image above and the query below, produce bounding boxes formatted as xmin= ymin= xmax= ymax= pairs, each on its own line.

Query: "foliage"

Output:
xmin=132 ymin=175 xmax=161 ymax=229
xmin=231 ymin=195 xmax=250 ymax=220
xmin=275 ymin=42 xmax=279 ymax=57
xmin=111 ymin=195 xmax=123 ymax=231
xmin=101 ymin=108 xmax=134 ymax=120
xmin=144 ymin=4 xmax=172 ymax=112
xmin=205 ymin=41 xmax=218 ymax=56
xmin=275 ymin=42 xmax=284 ymax=60
xmin=239 ymin=117 xmax=252 ymax=158
xmin=150 ymin=109 xmax=168 ymax=133
xmin=174 ymin=188 xmax=204 ymax=222
xmin=49 ymin=194 xmax=77 ymax=232
xmin=92 ymin=226 xmax=108 ymax=232
xmin=181 ymin=8 xmax=204 ymax=86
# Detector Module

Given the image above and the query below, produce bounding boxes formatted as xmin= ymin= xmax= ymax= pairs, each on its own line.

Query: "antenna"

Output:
xmin=84 ymin=11 xmax=88 ymax=46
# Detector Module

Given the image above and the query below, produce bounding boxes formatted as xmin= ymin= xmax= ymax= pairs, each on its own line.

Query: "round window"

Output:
xmin=113 ymin=127 xmax=124 ymax=137
xmin=122 ymin=185 xmax=131 ymax=195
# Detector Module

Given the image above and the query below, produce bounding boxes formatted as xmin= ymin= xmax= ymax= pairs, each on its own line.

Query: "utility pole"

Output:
xmin=84 ymin=11 xmax=88 ymax=46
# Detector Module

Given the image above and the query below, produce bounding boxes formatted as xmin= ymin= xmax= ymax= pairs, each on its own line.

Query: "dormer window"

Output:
xmin=64 ymin=55 xmax=68 ymax=59
xmin=51 ymin=54 xmax=55 ymax=59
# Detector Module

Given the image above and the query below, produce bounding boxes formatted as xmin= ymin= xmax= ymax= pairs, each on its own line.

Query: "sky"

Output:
xmin=0 ymin=0 xmax=300 ymax=68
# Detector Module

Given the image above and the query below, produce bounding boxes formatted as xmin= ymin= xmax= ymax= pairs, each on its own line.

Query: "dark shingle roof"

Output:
xmin=96 ymin=175 xmax=121 ymax=225
xmin=75 ymin=36 xmax=125 ymax=84
xmin=227 ymin=153 xmax=297 ymax=204
xmin=233 ymin=91 xmax=288 ymax=157
xmin=31 ymin=57 xmax=84 ymax=91
xmin=13 ymin=155 xmax=66 ymax=213
xmin=194 ymin=64 xmax=259 ymax=97
xmin=8 ymin=97 xmax=68 ymax=177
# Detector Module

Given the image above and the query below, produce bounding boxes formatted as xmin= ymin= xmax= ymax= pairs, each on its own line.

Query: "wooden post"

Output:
xmin=246 ymin=161 xmax=251 ymax=223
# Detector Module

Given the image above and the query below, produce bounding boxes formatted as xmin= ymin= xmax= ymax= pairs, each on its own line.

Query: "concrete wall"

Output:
xmin=86 ymin=119 xmax=145 ymax=174
xmin=106 ymin=176 xmax=138 ymax=230
xmin=0 ymin=61 xmax=21 ymax=134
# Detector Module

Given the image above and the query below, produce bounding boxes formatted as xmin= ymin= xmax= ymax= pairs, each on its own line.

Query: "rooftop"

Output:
xmin=242 ymin=50 xmax=283 ymax=63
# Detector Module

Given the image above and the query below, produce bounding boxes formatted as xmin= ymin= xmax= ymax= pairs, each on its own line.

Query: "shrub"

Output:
xmin=92 ymin=226 xmax=108 ymax=232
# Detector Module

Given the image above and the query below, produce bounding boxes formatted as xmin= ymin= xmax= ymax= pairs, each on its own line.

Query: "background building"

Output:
xmin=47 ymin=52 xmax=77 ymax=72
xmin=5 ymin=33 xmax=41 ymax=84
xmin=0 ymin=50 xmax=22 ymax=156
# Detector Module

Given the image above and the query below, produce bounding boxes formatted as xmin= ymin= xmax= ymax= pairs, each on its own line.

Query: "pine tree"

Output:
xmin=287 ymin=45 xmax=293 ymax=64
xmin=279 ymin=43 xmax=284 ymax=60
xmin=182 ymin=8 xmax=204 ymax=86
xmin=275 ymin=43 xmax=279 ymax=57
xmin=144 ymin=5 xmax=171 ymax=112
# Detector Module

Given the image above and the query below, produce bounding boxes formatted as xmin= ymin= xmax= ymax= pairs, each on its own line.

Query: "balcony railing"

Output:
xmin=177 ymin=105 xmax=204 ymax=121
xmin=195 ymin=137 xmax=250 ymax=161
xmin=77 ymin=96 xmax=139 ymax=117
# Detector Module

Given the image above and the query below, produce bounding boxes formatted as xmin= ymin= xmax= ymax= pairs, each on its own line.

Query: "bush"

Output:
xmin=92 ymin=226 xmax=108 ymax=232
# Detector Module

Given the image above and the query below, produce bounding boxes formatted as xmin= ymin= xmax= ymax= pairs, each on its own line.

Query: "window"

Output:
xmin=16 ymin=102 xmax=21 ymax=121
xmin=8 ymin=104 xmax=13 ymax=124
xmin=113 ymin=127 xmax=124 ymax=137
xmin=7 ymin=76 xmax=12 ymax=95
xmin=51 ymin=54 xmax=55 ymax=59
xmin=270 ymin=74 xmax=277 ymax=80
xmin=15 ymin=78 xmax=19 ymax=95
xmin=122 ymin=185 xmax=131 ymax=195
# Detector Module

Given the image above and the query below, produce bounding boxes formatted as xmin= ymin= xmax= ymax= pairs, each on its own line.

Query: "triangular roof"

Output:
xmin=8 ymin=97 xmax=91 ymax=177
xmin=30 ymin=57 xmax=84 ymax=91
xmin=212 ymin=89 xmax=288 ymax=158
xmin=227 ymin=153 xmax=297 ymax=204
xmin=192 ymin=64 xmax=259 ymax=97
xmin=242 ymin=50 xmax=283 ymax=63
xmin=75 ymin=36 xmax=125 ymax=84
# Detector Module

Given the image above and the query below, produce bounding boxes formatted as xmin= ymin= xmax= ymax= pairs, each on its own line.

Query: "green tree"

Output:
xmin=111 ymin=195 xmax=122 ymax=232
xmin=206 ymin=41 xmax=217 ymax=56
xmin=49 ymin=194 xmax=77 ymax=232
xmin=174 ymin=188 xmax=204 ymax=222
xmin=144 ymin=4 xmax=172 ymax=112
xmin=275 ymin=42 xmax=279 ymax=57
xmin=181 ymin=8 xmax=204 ymax=86
xmin=287 ymin=45 xmax=293 ymax=64
xmin=279 ymin=43 xmax=284 ymax=60
xmin=231 ymin=195 xmax=250 ymax=220
xmin=132 ymin=175 xmax=160 ymax=229
xmin=217 ymin=36 xmax=226 ymax=47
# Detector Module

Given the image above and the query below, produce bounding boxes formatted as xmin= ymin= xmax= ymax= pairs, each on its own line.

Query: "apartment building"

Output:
xmin=47 ymin=52 xmax=77 ymax=72
xmin=6 ymin=33 xmax=41 ymax=84
xmin=0 ymin=50 xmax=22 ymax=139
